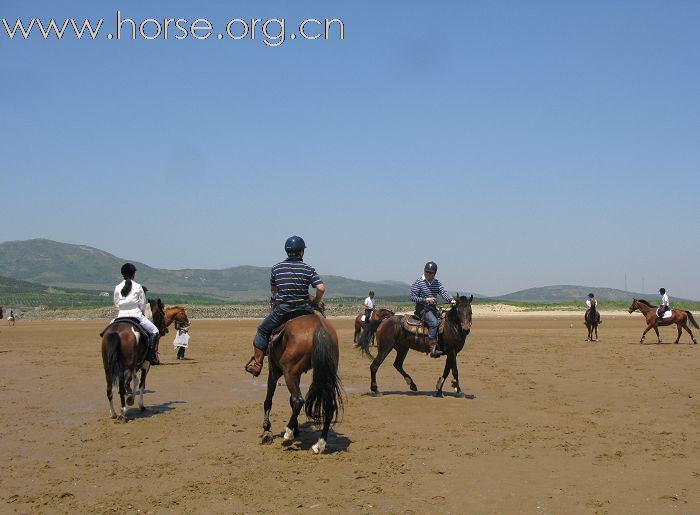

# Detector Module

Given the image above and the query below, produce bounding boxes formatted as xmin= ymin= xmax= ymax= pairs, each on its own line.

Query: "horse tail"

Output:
xmin=357 ymin=319 xmax=382 ymax=359
xmin=104 ymin=332 xmax=122 ymax=385
xmin=305 ymin=324 xmax=344 ymax=426
xmin=686 ymin=311 xmax=699 ymax=329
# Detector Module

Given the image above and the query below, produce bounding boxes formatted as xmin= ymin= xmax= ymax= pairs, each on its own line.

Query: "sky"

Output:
xmin=1 ymin=0 xmax=698 ymax=299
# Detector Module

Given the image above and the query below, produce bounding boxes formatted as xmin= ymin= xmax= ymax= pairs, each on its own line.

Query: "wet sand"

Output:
xmin=1 ymin=313 xmax=699 ymax=513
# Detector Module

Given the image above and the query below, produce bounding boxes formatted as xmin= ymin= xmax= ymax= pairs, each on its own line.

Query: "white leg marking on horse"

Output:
xmin=284 ymin=427 xmax=295 ymax=441
xmin=312 ymin=438 xmax=326 ymax=454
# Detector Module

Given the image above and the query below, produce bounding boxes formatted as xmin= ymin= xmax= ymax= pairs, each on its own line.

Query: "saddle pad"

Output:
xmin=400 ymin=315 xmax=444 ymax=336
xmin=360 ymin=315 xmax=366 ymax=322
xmin=661 ymin=310 xmax=673 ymax=319
xmin=100 ymin=318 xmax=148 ymax=340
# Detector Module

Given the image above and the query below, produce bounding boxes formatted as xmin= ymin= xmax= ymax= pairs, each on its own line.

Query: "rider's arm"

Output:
xmin=409 ymin=280 xmax=426 ymax=304
xmin=312 ymin=283 xmax=325 ymax=304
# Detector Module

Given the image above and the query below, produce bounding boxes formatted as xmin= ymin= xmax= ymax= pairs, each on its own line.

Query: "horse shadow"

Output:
xmin=367 ymin=390 xmax=476 ymax=399
xmin=127 ymin=400 xmax=186 ymax=419
xmin=278 ymin=422 xmax=352 ymax=454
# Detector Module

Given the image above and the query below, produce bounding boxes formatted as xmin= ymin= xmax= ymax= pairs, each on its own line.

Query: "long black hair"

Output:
xmin=120 ymin=263 xmax=137 ymax=297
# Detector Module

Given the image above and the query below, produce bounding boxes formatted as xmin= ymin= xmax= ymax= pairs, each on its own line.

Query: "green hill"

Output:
xmin=0 ymin=239 xmax=411 ymax=301
xmin=492 ymin=285 xmax=688 ymax=303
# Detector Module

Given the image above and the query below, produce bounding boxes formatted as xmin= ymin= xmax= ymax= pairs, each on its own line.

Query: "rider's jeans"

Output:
xmin=252 ymin=302 xmax=313 ymax=351
xmin=424 ymin=310 xmax=439 ymax=340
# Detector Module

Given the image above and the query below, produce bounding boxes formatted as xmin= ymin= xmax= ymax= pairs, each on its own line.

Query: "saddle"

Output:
xmin=265 ymin=307 xmax=323 ymax=353
xmin=400 ymin=314 xmax=445 ymax=337
xmin=99 ymin=317 xmax=150 ymax=342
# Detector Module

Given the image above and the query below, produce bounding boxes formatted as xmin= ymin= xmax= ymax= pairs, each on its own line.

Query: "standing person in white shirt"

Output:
xmin=658 ymin=288 xmax=670 ymax=319
xmin=114 ymin=263 xmax=160 ymax=364
xmin=363 ymin=291 xmax=376 ymax=325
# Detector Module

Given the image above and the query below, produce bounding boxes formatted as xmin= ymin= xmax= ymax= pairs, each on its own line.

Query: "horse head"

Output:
xmin=149 ymin=298 xmax=167 ymax=334
xmin=628 ymin=299 xmax=638 ymax=314
xmin=449 ymin=294 xmax=473 ymax=333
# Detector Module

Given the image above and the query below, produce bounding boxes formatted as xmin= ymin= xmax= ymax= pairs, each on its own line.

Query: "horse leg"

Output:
xmin=392 ymin=346 xmax=417 ymax=392
xmin=261 ymin=368 xmax=281 ymax=445
xmin=653 ymin=325 xmax=662 ymax=344
xmin=594 ymin=324 xmax=598 ymax=341
xmin=442 ymin=349 xmax=463 ymax=398
xmin=435 ymin=359 xmax=451 ymax=398
xmin=681 ymin=323 xmax=697 ymax=344
xmin=138 ymin=365 xmax=149 ymax=411
xmin=283 ymin=373 xmax=304 ymax=446
xmin=126 ymin=370 xmax=136 ymax=406
xmin=640 ymin=323 xmax=654 ymax=343
xmin=675 ymin=323 xmax=682 ymax=344
xmin=369 ymin=339 xmax=394 ymax=396
xmin=105 ymin=371 xmax=117 ymax=419
xmin=117 ymin=370 xmax=127 ymax=420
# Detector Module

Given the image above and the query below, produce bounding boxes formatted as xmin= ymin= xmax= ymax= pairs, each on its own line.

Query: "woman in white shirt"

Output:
xmin=114 ymin=263 xmax=160 ymax=363
xmin=658 ymin=288 xmax=670 ymax=319
xmin=363 ymin=291 xmax=375 ymax=324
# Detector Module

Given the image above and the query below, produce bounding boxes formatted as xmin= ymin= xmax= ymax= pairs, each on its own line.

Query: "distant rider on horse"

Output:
xmin=409 ymin=261 xmax=456 ymax=358
xmin=113 ymin=263 xmax=160 ymax=364
xmin=658 ymin=288 xmax=670 ymax=319
xmin=363 ymin=291 xmax=375 ymax=324
xmin=244 ymin=235 xmax=325 ymax=377
xmin=585 ymin=293 xmax=602 ymax=325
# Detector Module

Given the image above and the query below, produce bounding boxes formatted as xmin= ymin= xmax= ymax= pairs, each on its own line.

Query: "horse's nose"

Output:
xmin=462 ymin=322 xmax=472 ymax=331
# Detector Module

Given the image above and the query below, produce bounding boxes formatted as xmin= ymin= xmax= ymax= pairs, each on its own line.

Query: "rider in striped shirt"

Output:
xmin=244 ymin=235 xmax=325 ymax=376
xmin=409 ymin=261 xmax=456 ymax=358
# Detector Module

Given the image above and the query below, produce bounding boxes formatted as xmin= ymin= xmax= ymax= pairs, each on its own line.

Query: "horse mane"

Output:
xmin=637 ymin=299 xmax=656 ymax=308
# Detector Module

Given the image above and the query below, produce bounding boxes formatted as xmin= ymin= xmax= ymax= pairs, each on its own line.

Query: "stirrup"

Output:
xmin=244 ymin=356 xmax=263 ymax=377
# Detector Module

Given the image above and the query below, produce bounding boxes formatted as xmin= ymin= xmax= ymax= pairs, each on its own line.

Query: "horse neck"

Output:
xmin=635 ymin=301 xmax=653 ymax=314
xmin=164 ymin=309 xmax=178 ymax=326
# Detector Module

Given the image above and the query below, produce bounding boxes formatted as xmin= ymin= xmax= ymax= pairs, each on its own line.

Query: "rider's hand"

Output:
xmin=425 ymin=297 xmax=436 ymax=304
xmin=451 ymin=299 xmax=457 ymax=306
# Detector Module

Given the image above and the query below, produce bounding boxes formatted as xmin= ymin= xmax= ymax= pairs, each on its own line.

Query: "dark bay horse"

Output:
xmin=628 ymin=299 xmax=698 ymax=344
xmin=101 ymin=301 xmax=167 ymax=420
xmin=585 ymin=303 xmax=599 ymax=341
xmin=260 ymin=313 xmax=343 ymax=454
xmin=353 ymin=308 xmax=395 ymax=343
xmin=358 ymin=295 xmax=473 ymax=397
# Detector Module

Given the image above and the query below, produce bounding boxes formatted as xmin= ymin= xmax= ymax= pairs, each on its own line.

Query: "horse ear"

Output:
xmin=469 ymin=294 xmax=473 ymax=302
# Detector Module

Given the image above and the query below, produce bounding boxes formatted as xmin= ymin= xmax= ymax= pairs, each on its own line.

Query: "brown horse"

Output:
xmin=146 ymin=303 xmax=189 ymax=363
xmin=353 ymin=308 xmax=395 ymax=343
xmin=260 ymin=312 xmax=344 ymax=454
xmin=358 ymin=295 xmax=473 ymax=397
xmin=101 ymin=301 xmax=167 ymax=420
xmin=585 ymin=303 xmax=599 ymax=341
xmin=628 ymin=299 xmax=698 ymax=344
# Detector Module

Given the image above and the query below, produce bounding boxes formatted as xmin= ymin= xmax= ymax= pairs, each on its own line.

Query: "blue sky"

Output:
xmin=1 ymin=1 xmax=698 ymax=299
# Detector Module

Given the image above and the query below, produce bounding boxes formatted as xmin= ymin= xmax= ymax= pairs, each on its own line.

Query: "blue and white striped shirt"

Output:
xmin=271 ymin=256 xmax=323 ymax=306
xmin=409 ymin=276 xmax=453 ymax=310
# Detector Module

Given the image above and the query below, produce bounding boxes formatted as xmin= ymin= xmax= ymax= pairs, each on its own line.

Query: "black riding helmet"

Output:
xmin=659 ymin=287 xmax=666 ymax=294
xmin=285 ymin=235 xmax=306 ymax=255
xmin=121 ymin=262 xmax=137 ymax=279
xmin=424 ymin=261 xmax=438 ymax=274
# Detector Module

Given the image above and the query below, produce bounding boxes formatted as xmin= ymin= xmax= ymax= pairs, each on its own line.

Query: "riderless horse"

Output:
xmin=628 ymin=299 xmax=698 ymax=344
xmin=358 ymin=295 xmax=473 ymax=397
xmin=353 ymin=308 xmax=395 ymax=343
xmin=259 ymin=305 xmax=344 ymax=454
xmin=146 ymin=301 xmax=189 ymax=363
xmin=101 ymin=299 xmax=167 ymax=420
xmin=585 ymin=302 xmax=599 ymax=341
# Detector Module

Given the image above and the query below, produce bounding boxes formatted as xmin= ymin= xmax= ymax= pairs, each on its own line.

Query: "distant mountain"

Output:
xmin=491 ymin=285 xmax=673 ymax=303
xmin=0 ymin=239 xmax=411 ymax=301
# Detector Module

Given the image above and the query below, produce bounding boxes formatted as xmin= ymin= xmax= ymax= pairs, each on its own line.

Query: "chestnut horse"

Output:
xmin=260 ymin=312 xmax=344 ymax=454
xmin=101 ymin=300 xmax=167 ymax=420
xmin=628 ymin=299 xmax=698 ymax=344
xmin=585 ymin=303 xmax=599 ymax=341
xmin=353 ymin=308 xmax=395 ymax=343
xmin=358 ymin=295 xmax=473 ymax=397
xmin=146 ymin=302 xmax=189 ymax=363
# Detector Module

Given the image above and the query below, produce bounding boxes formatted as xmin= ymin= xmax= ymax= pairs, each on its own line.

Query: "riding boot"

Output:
xmin=147 ymin=334 xmax=160 ymax=365
xmin=427 ymin=338 xmax=443 ymax=358
xmin=244 ymin=347 xmax=265 ymax=377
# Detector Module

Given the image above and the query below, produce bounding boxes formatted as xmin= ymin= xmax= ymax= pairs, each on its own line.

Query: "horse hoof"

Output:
xmin=370 ymin=391 xmax=382 ymax=397
xmin=434 ymin=391 xmax=444 ymax=398
xmin=140 ymin=406 xmax=147 ymax=412
xmin=110 ymin=413 xmax=117 ymax=419
xmin=409 ymin=383 xmax=417 ymax=392
xmin=311 ymin=439 xmax=326 ymax=455
xmin=455 ymin=391 xmax=465 ymax=398
xmin=282 ymin=427 xmax=295 ymax=445
xmin=260 ymin=431 xmax=274 ymax=445
xmin=126 ymin=397 xmax=134 ymax=406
